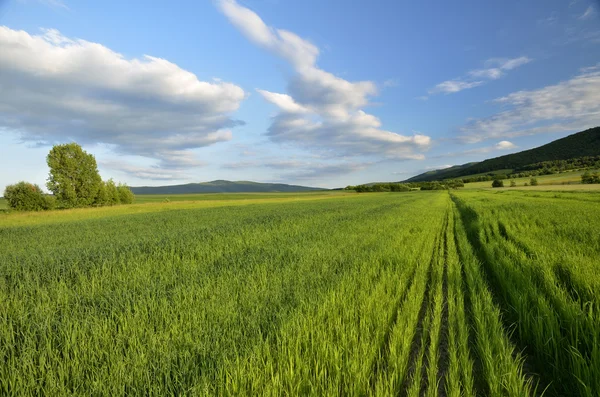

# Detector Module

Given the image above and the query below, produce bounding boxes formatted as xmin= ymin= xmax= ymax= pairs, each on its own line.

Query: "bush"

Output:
xmin=581 ymin=171 xmax=600 ymax=184
xmin=117 ymin=184 xmax=135 ymax=204
xmin=492 ymin=179 xmax=504 ymax=188
xmin=530 ymin=177 xmax=539 ymax=186
xmin=104 ymin=179 xmax=121 ymax=206
xmin=510 ymin=180 xmax=517 ymax=187
xmin=4 ymin=182 xmax=55 ymax=211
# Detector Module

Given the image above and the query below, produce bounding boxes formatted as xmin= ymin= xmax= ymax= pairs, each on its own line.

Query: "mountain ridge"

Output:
xmin=404 ymin=127 xmax=600 ymax=182
xmin=130 ymin=180 xmax=324 ymax=195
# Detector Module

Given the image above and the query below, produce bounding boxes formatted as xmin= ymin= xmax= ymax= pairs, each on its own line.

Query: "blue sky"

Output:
xmin=0 ymin=0 xmax=599 ymax=190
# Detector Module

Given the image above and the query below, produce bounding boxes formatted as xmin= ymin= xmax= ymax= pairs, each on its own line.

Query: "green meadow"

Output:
xmin=1 ymin=190 xmax=599 ymax=396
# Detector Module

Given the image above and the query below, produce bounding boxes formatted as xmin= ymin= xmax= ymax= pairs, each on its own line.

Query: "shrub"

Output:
xmin=492 ymin=179 xmax=504 ymax=188
xmin=581 ymin=171 xmax=600 ymax=184
xmin=117 ymin=184 xmax=135 ymax=204
xmin=510 ymin=180 xmax=517 ymax=187
xmin=104 ymin=179 xmax=121 ymax=206
xmin=530 ymin=177 xmax=539 ymax=186
xmin=4 ymin=182 xmax=55 ymax=211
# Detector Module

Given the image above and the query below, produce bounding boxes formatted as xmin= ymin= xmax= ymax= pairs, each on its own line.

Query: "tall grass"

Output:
xmin=1 ymin=189 xmax=598 ymax=395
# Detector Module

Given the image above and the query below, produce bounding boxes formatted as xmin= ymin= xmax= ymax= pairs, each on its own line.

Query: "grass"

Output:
xmin=132 ymin=191 xmax=340 ymax=204
xmin=0 ymin=191 xmax=356 ymax=228
xmin=1 ymin=190 xmax=599 ymax=395
xmin=462 ymin=169 xmax=596 ymax=189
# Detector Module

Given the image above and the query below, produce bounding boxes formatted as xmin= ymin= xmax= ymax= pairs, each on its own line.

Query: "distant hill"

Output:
xmin=405 ymin=127 xmax=600 ymax=182
xmin=404 ymin=163 xmax=478 ymax=182
xmin=130 ymin=180 xmax=324 ymax=195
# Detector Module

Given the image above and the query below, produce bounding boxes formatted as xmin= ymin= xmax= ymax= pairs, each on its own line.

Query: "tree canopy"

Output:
xmin=46 ymin=143 xmax=103 ymax=207
xmin=3 ymin=142 xmax=135 ymax=211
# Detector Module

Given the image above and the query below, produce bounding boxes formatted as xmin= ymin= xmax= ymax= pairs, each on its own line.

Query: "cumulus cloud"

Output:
xmin=217 ymin=0 xmax=429 ymax=160
xmin=0 ymin=26 xmax=245 ymax=177
xmin=459 ymin=67 xmax=600 ymax=143
xmin=430 ymin=56 xmax=531 ymax=95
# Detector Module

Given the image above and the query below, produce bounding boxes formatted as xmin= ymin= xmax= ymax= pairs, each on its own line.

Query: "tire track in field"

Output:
xmin=436 ymin=211 xmax=450 ymax=397
xmin=368 ymin=262 xmax=419 ymax=391
xmin=399 ymin=210 xmax=449 ymax=396
xmin=453 ymin=225 xmax=487 ymax=397
xmin=450 ymin=194 xmax=551 ymax=395
xmin=498 ymin=220 xmax=596 ymax=315
xmin=491 ymin=218 xmax=599 ymax=395
xmin=399 ymin=240 xmax=434 ymax=396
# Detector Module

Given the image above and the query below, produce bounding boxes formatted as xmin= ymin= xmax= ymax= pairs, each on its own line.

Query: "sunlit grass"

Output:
xmin=1 ymin=190 xmax=599 ymax=395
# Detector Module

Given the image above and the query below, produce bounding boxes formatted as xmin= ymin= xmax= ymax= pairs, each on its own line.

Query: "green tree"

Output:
xmin=94 ymin=182 xmax=109 ymax=206
xmin=530 ymin=177 xmax=539 ymax=186
xmin=4 ymin=181 xmax=56 ymax=211
xmin=581 ymin=171 xmax=600 ymax=184
xmin=492 ymin=179 xmax=504 ymax=188
xmin=104 ymin=179 xmax=121 ymax=205
xmin=117 ymin=184 xmax=135 ymax=204
xmin=46 ymin=143 xmax=102 ymax=207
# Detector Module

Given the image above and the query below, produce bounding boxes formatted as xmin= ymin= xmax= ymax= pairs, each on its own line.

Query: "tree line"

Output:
xmin=346 ymin=180 xmax=464 ymax=192
xmin=3 ymin=143 xmax=134 ymax=211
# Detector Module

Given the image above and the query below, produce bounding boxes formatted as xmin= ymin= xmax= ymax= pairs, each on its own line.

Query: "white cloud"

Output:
xmin=459 ymin=67 xmax=600 ymax=143
xmin=425 ymin=164 xmax=453 ymax=170
xmin=430 ymin=80 xmax=484 ymax=94
xmin=0 ymin=26 xmax=246 ymax=177
xmin=495 ymin=140 xmax=516 ymax=150
xmin=580 ymin=6 xmax=595 ymax=20
xmin=100 ymin=160 xmax=195 ymax=181
xmin=434 ymin=141 xmax=518 ymax=159
xmin=217 ymin=0 xmax=429 ymax=160
xmin=430 ymin=56 xmax=531 ymax=95
xmin=256 ymin=90 xmax=310 ymax=114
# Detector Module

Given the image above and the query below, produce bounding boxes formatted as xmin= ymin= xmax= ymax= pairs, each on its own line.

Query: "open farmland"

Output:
xmin=1 ymin=191 xmax=599 ymax=396
xmin=462 ymin=169 xmax=598 ymax=190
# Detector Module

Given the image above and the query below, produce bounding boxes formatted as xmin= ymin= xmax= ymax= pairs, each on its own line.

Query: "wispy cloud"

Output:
xmin=222 ymin=158 xmax=369 ymax=181
xmin=459 ymin=66 xmax=600 ymax=143
xmin=0 ymin=26 xmax=246 ymax=178
xmin=579 ymin=5 xmax=595 ymax=20
xmin=18 ymin=0 xmax=69 ymax=10
xmin=217 ymin=0 xmax=430 ymax=160
xmin=383 ymin=79 xmax=399 ymax=88
xmin=100 ymin=160 xmax=198 ymax=181
xmin=429 ymin=56 xmax=532 ymax=95
xmin=434 ymin=141 xmax=518 ymax=159
xmin=430 ymin=80 xmax=484 ymax=94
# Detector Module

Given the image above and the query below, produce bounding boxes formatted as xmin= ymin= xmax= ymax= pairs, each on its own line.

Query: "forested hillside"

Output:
xmin=406 ymin=127 xmax=600 ymax=182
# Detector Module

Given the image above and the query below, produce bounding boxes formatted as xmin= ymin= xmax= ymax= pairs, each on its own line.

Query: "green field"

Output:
xmin=132 ymin=191 xmax=341 ymax=204
xmin=1 ymin=191 xmax=599 ymax=395
xmin=463 ymin=169 xmax=598 ymax=189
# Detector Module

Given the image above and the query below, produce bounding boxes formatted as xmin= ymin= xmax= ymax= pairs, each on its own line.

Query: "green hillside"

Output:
xmin=404 ymin=163 xmax=478 ymax=182
xmin=130 ymin=180 xmax=323 ymax=195
xmin=406 ymin=127 xmax=600 ymax=182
